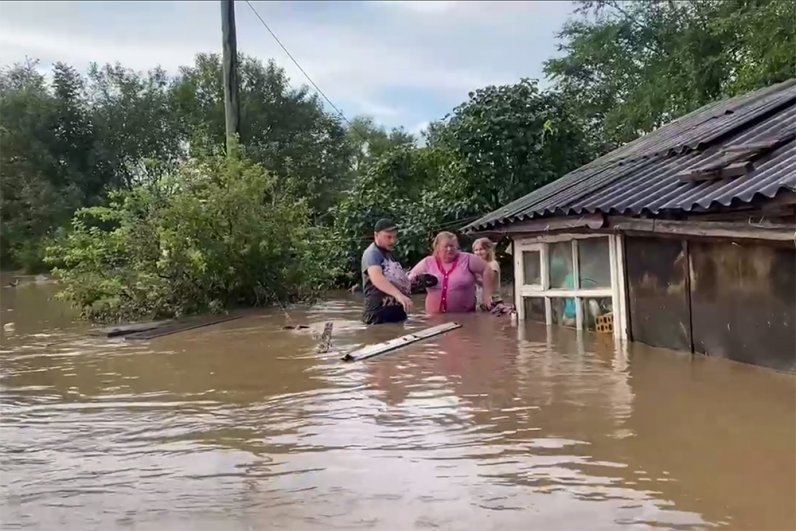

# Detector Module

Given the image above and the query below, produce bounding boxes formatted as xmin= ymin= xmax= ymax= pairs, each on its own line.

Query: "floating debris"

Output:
xmin=316 ymin=322 xmax=334 ymax=353
xmin=341 ymin=322 xmax=462 ymax=362
xmin=124 ymin=315 xmax=241 ymax=340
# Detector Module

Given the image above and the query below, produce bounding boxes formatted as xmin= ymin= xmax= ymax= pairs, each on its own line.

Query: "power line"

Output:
xmin=243 ymin=0 xmax=371 ymax=141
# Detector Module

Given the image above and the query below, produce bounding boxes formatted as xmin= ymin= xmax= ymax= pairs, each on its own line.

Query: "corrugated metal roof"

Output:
xmin=465 ymin=79 xmax=796 ymax=232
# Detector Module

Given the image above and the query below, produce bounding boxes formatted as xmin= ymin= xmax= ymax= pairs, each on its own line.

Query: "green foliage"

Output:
xmin=1 ymin=54 xmax=356 ymax=271
xmin=172 ymin=53 xmax=354 ymax=219
xmin=0 ymin=60 xmax=95 ymax=270
xmin=428 ymin=79 xmax=595 ymax=213
xmin=87 ymin=63 xmax=185 ymax=188
xmin=346 ymin=116 xmax=416 ymax=173
xmin=47 ymin=151 xmax=337 ymax=322
xmin=545 ymin=0 xmax=796 ymax=147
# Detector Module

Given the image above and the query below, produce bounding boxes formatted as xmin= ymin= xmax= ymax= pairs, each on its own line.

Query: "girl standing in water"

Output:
xmin=408 ymin=231 xmax=495 ymax=315
xmin=472 ymin=237 xmax=501 ymax=307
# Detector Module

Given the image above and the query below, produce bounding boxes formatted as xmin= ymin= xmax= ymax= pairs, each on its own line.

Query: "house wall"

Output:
xmin=624 ymin=237 xmax=692 ymax=352
xmin=688 ymin=240 xmax=795 ymax=371
xmin=509 ymin=229 xmax=795 ymax=372
xmin=624 ymin=236 xmax=796 ymax=372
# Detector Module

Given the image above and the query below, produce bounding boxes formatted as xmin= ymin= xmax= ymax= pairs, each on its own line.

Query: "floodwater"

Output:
xmin=1 ymin=277 xmax=795 ymax=531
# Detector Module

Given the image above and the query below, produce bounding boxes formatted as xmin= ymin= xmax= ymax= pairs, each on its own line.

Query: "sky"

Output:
xmin=0 ymin=0 xmax=577 ymax=135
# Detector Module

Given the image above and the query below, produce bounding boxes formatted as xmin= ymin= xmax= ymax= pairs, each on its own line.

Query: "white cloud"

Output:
xmin=372 ymin=1 xmax=460 ymax=14
xmin=0 ymin=24 xmax=199 ymax=73
xmin=411 ymin=120 xmax=430 ymax=136
xmin=0 ymin=0 xmax=576 ymax=128
xmin=355 ymin=99 xmax=404 ymax=120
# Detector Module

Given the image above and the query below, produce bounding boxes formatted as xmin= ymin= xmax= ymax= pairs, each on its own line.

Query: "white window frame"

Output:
xmin=513 ymin=233 xmax=628 ymax=340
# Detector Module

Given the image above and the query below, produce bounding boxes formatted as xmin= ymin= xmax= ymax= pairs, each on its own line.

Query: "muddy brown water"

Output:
xmin=1 ymin=278 xmax=795 ymax=530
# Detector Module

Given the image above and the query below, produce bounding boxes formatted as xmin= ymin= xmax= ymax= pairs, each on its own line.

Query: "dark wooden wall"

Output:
xmin=625 ymin=237 xmax=692 ymax=352
xmin=689 ymin=240 xmax=795 ymax=372
xmin=625 ymin=236 xmax=796 ymax=372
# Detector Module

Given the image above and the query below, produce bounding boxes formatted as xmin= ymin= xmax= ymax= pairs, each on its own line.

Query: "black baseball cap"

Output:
xmin=374 ymin=218 xmax=397 ymax=233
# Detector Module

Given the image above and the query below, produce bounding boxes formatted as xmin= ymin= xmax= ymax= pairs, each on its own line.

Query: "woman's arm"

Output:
xmin=468 ymin=255 xmax=494 ymax=305
xmin=489 ymin=261 xmax=501 ymax=293
xmin=408 ymin=257 xmax=429 ymax=281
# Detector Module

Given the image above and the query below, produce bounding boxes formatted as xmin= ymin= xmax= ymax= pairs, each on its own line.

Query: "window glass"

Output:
xmin=523 ymin=297 xmax=546 ymax=323
xmin=548 ymin=241 xmax=574 ymax=289
xmin=550 ymin=297 xmax=577 ymax=328
xmin=522 ymin=251 xmax=541 ymax=286
xmin=579 ymin=238 xmax=611 ymax=289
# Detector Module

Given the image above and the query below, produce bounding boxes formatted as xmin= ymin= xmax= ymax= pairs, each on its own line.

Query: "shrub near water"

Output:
xmin=47 ymin=152 xmax=337 ymax=323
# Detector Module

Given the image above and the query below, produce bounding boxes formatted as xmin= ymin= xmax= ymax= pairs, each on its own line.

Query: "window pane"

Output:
xmin=522 ymin=251 xmax=541 ymax=286
xmin=548 ymin=241 xmax=574 ymax=289
xmin=579 ymin=238 xmax=611 ymax=288
xmin=550 ymin=297 xmax=577 ymax=328
xmin=523 ymin=297 xmax=546 ymax=323
xmin=583 ymin=297 xmax=613 ymax=332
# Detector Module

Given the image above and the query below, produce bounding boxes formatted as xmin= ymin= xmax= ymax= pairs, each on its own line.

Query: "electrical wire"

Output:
xmin=243 ymin=0 xmax=372 ymax=142
xmin=241 ymin=3 xmax=487 ymax=242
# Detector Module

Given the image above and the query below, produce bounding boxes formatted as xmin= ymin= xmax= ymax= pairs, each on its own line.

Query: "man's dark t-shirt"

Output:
xmin=361 ymin=243 xmax=411 ymax=324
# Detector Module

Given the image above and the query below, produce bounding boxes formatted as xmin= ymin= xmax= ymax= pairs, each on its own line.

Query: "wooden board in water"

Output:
xmin=341 ymin=322 xmax=462 ymax=362
xmin=124 ymin=314 xmax=242 ymax=340
xmin=90 ymin=320 xmax=175 ymax=338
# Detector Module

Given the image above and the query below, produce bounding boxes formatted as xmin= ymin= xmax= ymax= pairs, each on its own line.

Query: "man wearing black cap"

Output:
xmin=361 ymin=218 xmax=413 ymax=324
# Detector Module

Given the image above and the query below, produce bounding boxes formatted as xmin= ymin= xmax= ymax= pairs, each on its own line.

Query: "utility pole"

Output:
xmin=221 ymin=0 xmax=240 ymax=155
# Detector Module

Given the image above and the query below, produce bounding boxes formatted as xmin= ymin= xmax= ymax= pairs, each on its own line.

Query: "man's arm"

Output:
xmin=367 ymin=265 xmax=413 ymax=312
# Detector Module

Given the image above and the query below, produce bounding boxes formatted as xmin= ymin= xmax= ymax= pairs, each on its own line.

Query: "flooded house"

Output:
xmin=464 ymin=79 xmax=796 ymax=372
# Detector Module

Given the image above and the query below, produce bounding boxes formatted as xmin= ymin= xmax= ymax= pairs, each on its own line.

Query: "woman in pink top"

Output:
xmin=409 ymin=231 xmax=495 ymax=315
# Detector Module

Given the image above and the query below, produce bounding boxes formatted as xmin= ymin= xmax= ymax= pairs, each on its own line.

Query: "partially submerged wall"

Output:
xmin=625 ymin=236 xmax=795 ymax=372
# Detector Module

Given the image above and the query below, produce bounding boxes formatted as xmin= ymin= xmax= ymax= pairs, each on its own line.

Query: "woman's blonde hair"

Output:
xmin=473 ymin=237 xmax=496 ymax=262
xmin=431 ymin=231 xmax=459 ymax=255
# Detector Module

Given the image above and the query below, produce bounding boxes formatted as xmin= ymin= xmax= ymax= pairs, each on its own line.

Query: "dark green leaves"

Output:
xmin=544 ymin=0 xmax=796 ymax=148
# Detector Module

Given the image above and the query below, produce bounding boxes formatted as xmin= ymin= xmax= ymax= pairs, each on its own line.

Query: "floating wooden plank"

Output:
xmin=124 ymin=314 xmax=241 ymax=340
xmin=89 ymin=319 xmax=175 ymax=338
xmin=341 ymin=322 xmax=462 ymax=362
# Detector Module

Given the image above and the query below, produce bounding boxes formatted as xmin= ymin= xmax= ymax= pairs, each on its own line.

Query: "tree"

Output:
xmin=171 ymin=53 xmax=354 ymax=219
xmin=346 ymin=116 xmax=415 ymax=173
xmin=545 ymin=0 xmax=796 ymax=148
xmin=429 ymin=79 xmax=594 ymax=213
xmin=0 ymin=61 xmax=186 ymax=271
xmin=0 ymin=61 xmax=93 ymax=270
xmin=87 ymin=63 xmax=185 ymax=189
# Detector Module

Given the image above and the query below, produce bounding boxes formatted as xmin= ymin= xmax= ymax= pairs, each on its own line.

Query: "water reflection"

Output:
xmin=1 ymin=284 xmax=794 ymax=530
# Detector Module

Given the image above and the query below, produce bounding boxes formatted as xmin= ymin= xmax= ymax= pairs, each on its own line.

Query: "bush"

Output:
xmin=47 ymin=151 xmax=338 ymax=322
